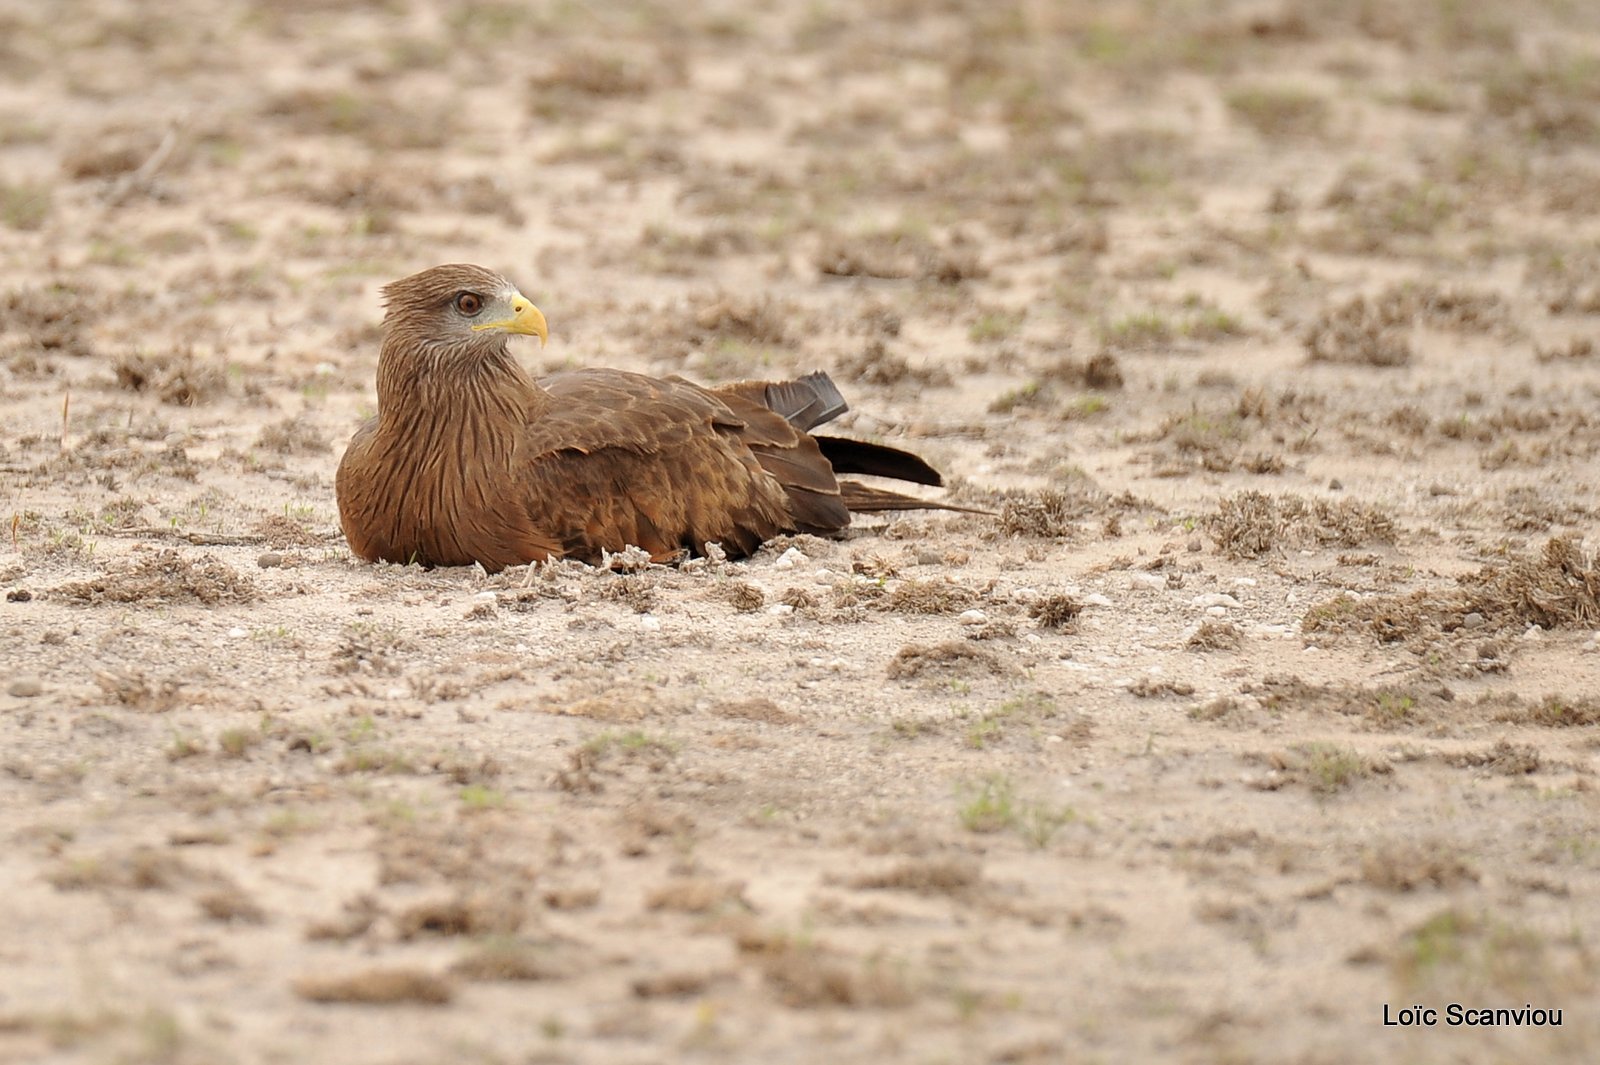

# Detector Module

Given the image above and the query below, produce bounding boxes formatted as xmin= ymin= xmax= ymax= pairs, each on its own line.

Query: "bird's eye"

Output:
xmin=454 ymin=292 xmax=484 ymax=316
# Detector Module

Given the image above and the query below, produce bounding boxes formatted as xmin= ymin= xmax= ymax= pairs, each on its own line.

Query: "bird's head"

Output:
xmin=380 ymin=264 xmax=548 ymax=355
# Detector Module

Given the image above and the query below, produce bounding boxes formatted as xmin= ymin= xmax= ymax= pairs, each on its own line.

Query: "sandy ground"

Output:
xmin=4 ymin=1 xmax=1600 ymax=1062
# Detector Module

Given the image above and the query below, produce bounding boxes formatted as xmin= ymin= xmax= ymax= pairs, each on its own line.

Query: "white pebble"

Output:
xmin=1231 ymin=577 xmax=1257 ymax=588
xmin=773 ymin=548 xmax=807 ymax=571
xmin=1205 ymin=606 xmax=1229 ymax=618
xmin=227 ymin=627 xmax=248 ymax=638
xmin=1128 ymin=573 xmax=1165 ymax=591
xmin=1083 ymin=593 xmax=1112 ymax=608
xmin=1191 ymin=593 xmax=1240 ymax=609
xmin=1522 ymin=625 xmax=1544 ymax=641
xmin=639 ymin=614 xmax=661 ymax=631
xmin=473 ymin=591 xmax=496 ymax=602
xmin=959 ymin=609 xmax=988 ymax=625
xmin=766 ymin=603 xmax=795 ymax=617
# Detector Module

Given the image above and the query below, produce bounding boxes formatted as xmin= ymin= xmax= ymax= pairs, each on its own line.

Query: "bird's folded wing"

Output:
xmin=529 ymin=369 xmax=742 ymax=457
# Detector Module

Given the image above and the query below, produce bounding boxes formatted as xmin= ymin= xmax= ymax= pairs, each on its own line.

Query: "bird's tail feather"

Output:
xmin=839 ymin=481 xmax=992 ymax=515
xmin=759 ymin=371 xmax=848 ymax=431
xmin=813 ymin=436 xmax=943 ymax=487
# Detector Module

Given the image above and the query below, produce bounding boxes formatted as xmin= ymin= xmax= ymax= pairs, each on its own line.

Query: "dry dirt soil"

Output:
xmin=4 ymin=1 xmax=1600 ymax=1062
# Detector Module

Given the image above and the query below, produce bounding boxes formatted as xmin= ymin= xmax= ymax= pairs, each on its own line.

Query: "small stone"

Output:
xmin=8 ymin=677 xmax=42 ymax=698
xmin=1522 ymin=624 xmax=1544 ymax=641
xmin=1128 ymin=573 xmax=1165 ymax=591
xmin=766 ymin=603 xmax=795 ymax=617
xmin=958 ymin=609 xmax=987 ymax=626
xmin=773 ymin=548 xmax=807 ymax=571
xmin=1205 ymin=605 xmax=1229 ymax=618
xmin=639 ymin=614 xmax=661 ymax=632
xmin=916 ymin=550 xmax=941 ymax=566
xmin=257 ymin=551 xmax=284 ymax=569
xmin=1186 ymin=538 xmax=1202 ymax=552
xmin=1461 ymin=612 xmax=1485 ymax=630
xmin=1082 ymin=593 xmax=1112 ymax=608
xmin=1328 ymin=478 xmax=1343 ymax=491
xmin=227 ymin=626 xmax=248 ymax=638
xmin=1191 ymin=593 xmax=1241 ymax=609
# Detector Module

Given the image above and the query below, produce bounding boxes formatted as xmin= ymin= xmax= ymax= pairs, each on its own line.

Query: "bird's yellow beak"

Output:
xmin=473 ymin=293 xmax=548 ymax=347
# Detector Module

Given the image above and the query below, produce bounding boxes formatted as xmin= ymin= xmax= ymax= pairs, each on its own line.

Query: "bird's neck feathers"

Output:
xmin=374 ymin=334 xmax=550 ymax=434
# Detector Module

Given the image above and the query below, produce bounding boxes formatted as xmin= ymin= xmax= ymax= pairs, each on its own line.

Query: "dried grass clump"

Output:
xmin=879 ymin=579 xmax=976 ymax=615
xmin=3 ymin=283 xmax=98 ymax=357
xmin=1029 ymin=594 xmax=1082 ymax=629
xmin=1493 ymin=694 xmax=1600 ymax=728
xmin=1443 ymin=740 xmax=1541 ymax=776
xmin=998 ymin=488 xmax=1079 ymax=539
xmin=1535 ymin=337 xmax=1596 ymax=363
xmin=294 ymin=967 xmax=454 ymax=1005
xmin=1303 ymin=537 xmax=1599 ymax=643
xmin=1249 ymin=742 xmax=1389 ymax=795
xmin=1227 ymin=85 xmax=1330 ymax=139
xmin=256 ymin=415 xmax=329 ymax=455
xmin=1361 ymin=842 xmax=1478 ymax=892
xmin=1206 ymin=491 xmax=1395 ymax=558
xmin=1044 ymin=352 xmax=1124 ymax=390
xmin=52 ymin=549 xmax=257 ymax=606
xmin=721 ymin=581 xmax=765 ymax=611
xmin=1300 ymin=589 xmax=1459 ymax=644
xmin=1305 ymin=282 xmax=1511 ymax=366
xmin=528 ymin=50 xmax=665 ymax=100
xmin=1187 ymin=619 xmax=1243 ymax=651
xmin=113 ymin=349 xmax=228 ymax=406
xmin=736 ymin=930 xmax=913 ymax=1009
xmin=816 ymin=229 xmax=985 ymax=284
xmin=649 ymin=292 xmax=791 ymax=357
xmin=1462 ymin=536 xmax=1600 ymax=631
xmin=263 ymin=88 xmax=451 ymax=150
xmin=887 ymin=641 xmax=1005 ymax=679
xmin=843 ymin=857 xmax=982 ymax=897
xmin=1303 ymin=292 xmax=1414 ymax=366
xmin=62 ymin=128 xmax=170 ymax=180
xmin=835 ymin=340 xmax=953 ymax=388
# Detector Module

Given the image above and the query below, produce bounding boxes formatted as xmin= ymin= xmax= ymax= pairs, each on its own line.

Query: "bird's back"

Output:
xmin=520 ymin=368 xmax=846 ymax=561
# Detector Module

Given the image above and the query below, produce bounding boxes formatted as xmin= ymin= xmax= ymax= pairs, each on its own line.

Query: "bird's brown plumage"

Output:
xmin=336 ymin=264 xmax=971 ymax=573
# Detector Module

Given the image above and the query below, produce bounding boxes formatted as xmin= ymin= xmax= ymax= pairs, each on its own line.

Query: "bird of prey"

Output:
xmin=336 ymin=264 xmax=972 ymax=573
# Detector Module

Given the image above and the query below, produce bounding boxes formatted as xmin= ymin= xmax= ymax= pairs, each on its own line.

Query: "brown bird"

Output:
xmin=336 ymin=264 xmax=972 ymax=572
